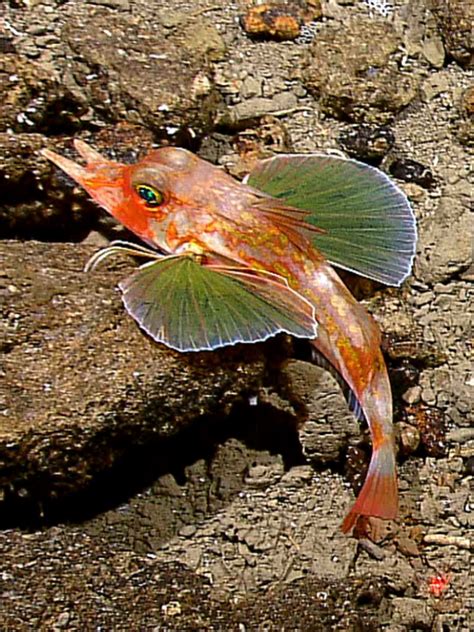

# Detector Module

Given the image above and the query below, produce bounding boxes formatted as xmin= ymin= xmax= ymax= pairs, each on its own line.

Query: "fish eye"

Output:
xmin=134 ymin=184 xmax=164 ymax=208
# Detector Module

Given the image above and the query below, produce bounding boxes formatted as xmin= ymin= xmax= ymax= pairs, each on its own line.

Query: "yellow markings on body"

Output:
xmin=330 ymin=294 xmax=348 ymax=317
xmin=336 ymin=336 xmax=369 ymax=389
xmin=203 ymin=219 xmax=223 ymax=234
xmin=273 ymin=262 xmax=297 ymax=288
xmin=240 ymin=211 xmax=253 ymax=223
xmin=268 ymin=232 xmax=290 ymax=257
xmin=371 ymin=421 xmax=387 ymax=449
xmin=348 ymin=322 xmax=364 ymax=347
xmin=323 ymin=315 xmax=338 ymax=337
xmin=238 ymin=255 xmax=267 ymax=273
xmin=278 ymin=233 xmax=289 ymax=247
xmin=179 ymin=241 xmax=206 ymax=256
xmin=290 ymin=249 xmax=305 ymax=264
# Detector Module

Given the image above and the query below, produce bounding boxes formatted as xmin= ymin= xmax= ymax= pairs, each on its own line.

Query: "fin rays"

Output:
xmin=247 ymin=153 xmax=417 ymax=286
xmin=119 ymin=256 xmax=318 ymax=352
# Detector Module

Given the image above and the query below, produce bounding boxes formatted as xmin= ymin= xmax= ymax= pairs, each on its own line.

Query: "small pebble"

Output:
xmin=358 ymin=537 xmax=385 ymax=560
xmin=447 ymin=428 xmax=474 ymax=444
xmin=389 ymin=159 xmax=436 ymax=189
xmin=465 ymin=456 xmax=474 ymax=475
xmin=402 ymin=386 xmax=422 ymax=406
xmin=398 ymin=422 xmax=421 ymax=455
xmin=460 ymin=86 xmax=474 ymax=117
xmin=396 ymin=536 xmax=420 ymax=557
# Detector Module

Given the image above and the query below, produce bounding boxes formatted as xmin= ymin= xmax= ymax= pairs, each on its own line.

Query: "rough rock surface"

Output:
xmin=302 ymin=17 xmax=420 ymax=122
xmin=0 ymin=0 xmax=473 ymax=629
xmin=429 ymin=0 xmax=474 ymax=67
xmin=1 ymin=241 xmax=272 ymax=510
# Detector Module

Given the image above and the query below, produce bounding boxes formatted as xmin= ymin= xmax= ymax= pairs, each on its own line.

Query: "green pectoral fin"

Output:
xmin=247 ymin=154 xmax=417 ymax=286
xmin=119 ymin=255 xmax=317 ymax=352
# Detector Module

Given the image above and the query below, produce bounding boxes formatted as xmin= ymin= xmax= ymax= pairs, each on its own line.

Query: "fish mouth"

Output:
xmin=41 ymin=147 xmax=91 ymax=183
xmin=41 ymin=140 xmax=122 ymax=186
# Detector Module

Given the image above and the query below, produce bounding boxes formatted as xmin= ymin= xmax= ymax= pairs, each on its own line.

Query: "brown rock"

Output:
xmin=397 ymin=422 xmax=421 ymax=455
xmin=240 ymin=1 xmax=322 ymax=41
xmin=61 ymin=9 xmax=221 ymax=135
xmin=391 ymin=597 xmax=432 ymax=628
xmin=456 ymin=85 xmax=474 ymax=145
xmin=460 ymin=85 xmax=474 ymax=117
xmin=396 ymin=535 xmax=421 ymax=557
xmin=181 ymin=19 xmax=227 ymax=62
xmin=285 ymin=361 xmax=359 ymax=465
xmin=0 ymin=241 xmax=273 ymax=507
xmin=0 ymin=55 xmax=85 ymax=134
xmin=303 ymin=19 xmax=420 ymax=123
xmin=429 ymin=0 xmax=474 ymax=67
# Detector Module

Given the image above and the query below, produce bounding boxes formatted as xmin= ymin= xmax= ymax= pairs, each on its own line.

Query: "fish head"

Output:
xmin=42 ymin=140 xmax=209 ymax=249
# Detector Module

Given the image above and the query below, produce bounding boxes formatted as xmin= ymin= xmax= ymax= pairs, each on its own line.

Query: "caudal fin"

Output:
xmin=341 ymin=440 xmax=398 ymax=533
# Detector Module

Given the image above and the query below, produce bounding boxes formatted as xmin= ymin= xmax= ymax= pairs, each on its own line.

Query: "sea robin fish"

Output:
xmin=42 ymin=140 xmax=417 ymax=532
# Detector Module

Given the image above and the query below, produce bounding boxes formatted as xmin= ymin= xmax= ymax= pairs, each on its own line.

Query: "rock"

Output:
xmin=447 ymin=428 xmax=474 ymax=444
xmin=181 ymin=19 xmax=227 ymax=62
xmin=0 ymin=55 xmax=85 ymax=134
xmin=422 ymin=35 xmax=446 ymax=68
xmin=388 ymin=158 xmax=436 ymax=189
xmin=61 ymin=8 xmax=221 ymax=135
xmin=415 ymin=205 xmax=472 ymax=284
xmin=283 ymin=360 xmax=359 ymax=465
xmin=240 ymin=1 xmax=322 ymax=41
xmin=460 ymin=85 xmax=474 ymax=117
xmin=429 ymin=0 xmax=474 ymax=67
xmin=402 ymin=386 xmax=422 ymax=406
xmin=456 ymin=85 xmax=474 ymax=146
xmin=223 ymin=92 xmax=298 ymax=127
xmin=87 ymin=0 xmax=131 ymax=8
xmin=396 ymin=535 xmax=421 ymax=557
xmin=391 ymin=597 xmax=432 ymax=627
xmin=0 ymin=241 xmax=274 ymax=509
xmin=420 ymin=70 xmax=452 ymax=102
xmin=240 ymin=76 xmax=263 ymax=100
xmin=0 ymin=36 xmax=16 ymax=54
xmin=397 ymin=422 xmax=421 ymax=455
xmin=338 ymin=124 xmax=395 ymax=165
xmin=303 ymin=18 xmax=420 ymax=123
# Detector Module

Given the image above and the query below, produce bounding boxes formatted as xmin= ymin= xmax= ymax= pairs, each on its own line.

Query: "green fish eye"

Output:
xmin=135 ymin=184 xmax=164 ymax=208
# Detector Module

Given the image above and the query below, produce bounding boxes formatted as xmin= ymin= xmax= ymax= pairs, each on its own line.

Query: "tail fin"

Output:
xmin=341 ymin=439 xmax=398 ymax=533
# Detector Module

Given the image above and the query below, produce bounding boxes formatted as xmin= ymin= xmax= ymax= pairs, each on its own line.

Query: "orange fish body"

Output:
xmin=43 ymin=142 xmax=415 ymax=531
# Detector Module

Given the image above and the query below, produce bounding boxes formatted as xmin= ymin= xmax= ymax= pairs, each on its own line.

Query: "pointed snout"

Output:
xmin=41 ymin=140 xmax=122 ymax=185
xmin=41 ymin=140 xmax=130 ymax=220
xmin=41 ymin=147 xmax=91 ymax=184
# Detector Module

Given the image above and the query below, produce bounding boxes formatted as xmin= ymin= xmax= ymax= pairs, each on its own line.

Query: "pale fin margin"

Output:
xmin=119 ymin=256 xmax=318 ymax=352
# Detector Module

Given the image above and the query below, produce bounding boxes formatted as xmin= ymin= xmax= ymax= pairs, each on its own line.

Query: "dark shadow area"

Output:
xmin=0 ymin=401 xmax=305 ymax=531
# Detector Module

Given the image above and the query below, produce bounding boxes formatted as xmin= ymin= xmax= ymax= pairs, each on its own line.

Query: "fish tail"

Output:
xmin=341 ymin=438 xmax=398 ymax=533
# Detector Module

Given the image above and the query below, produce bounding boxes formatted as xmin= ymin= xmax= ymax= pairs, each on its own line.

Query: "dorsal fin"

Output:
xmin=246 ymin=154 xmax=417 ymax=286
xmin=247 ymin=194 xmax=325 ymax=251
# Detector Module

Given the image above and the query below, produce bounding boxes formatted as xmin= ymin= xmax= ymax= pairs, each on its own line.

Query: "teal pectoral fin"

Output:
xmin=246 ymin=154 xmax=417 ymax=286
xmin=119 ymin=255 xmax=318 ymax=352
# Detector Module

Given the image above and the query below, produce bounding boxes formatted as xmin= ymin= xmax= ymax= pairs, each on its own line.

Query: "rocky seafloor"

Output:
xmin=0 ymin=0 xmax=472 ymax=630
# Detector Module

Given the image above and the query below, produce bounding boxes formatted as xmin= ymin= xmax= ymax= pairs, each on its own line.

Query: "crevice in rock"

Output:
xmin=0 ymin=400 xmax=305 ymax=531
